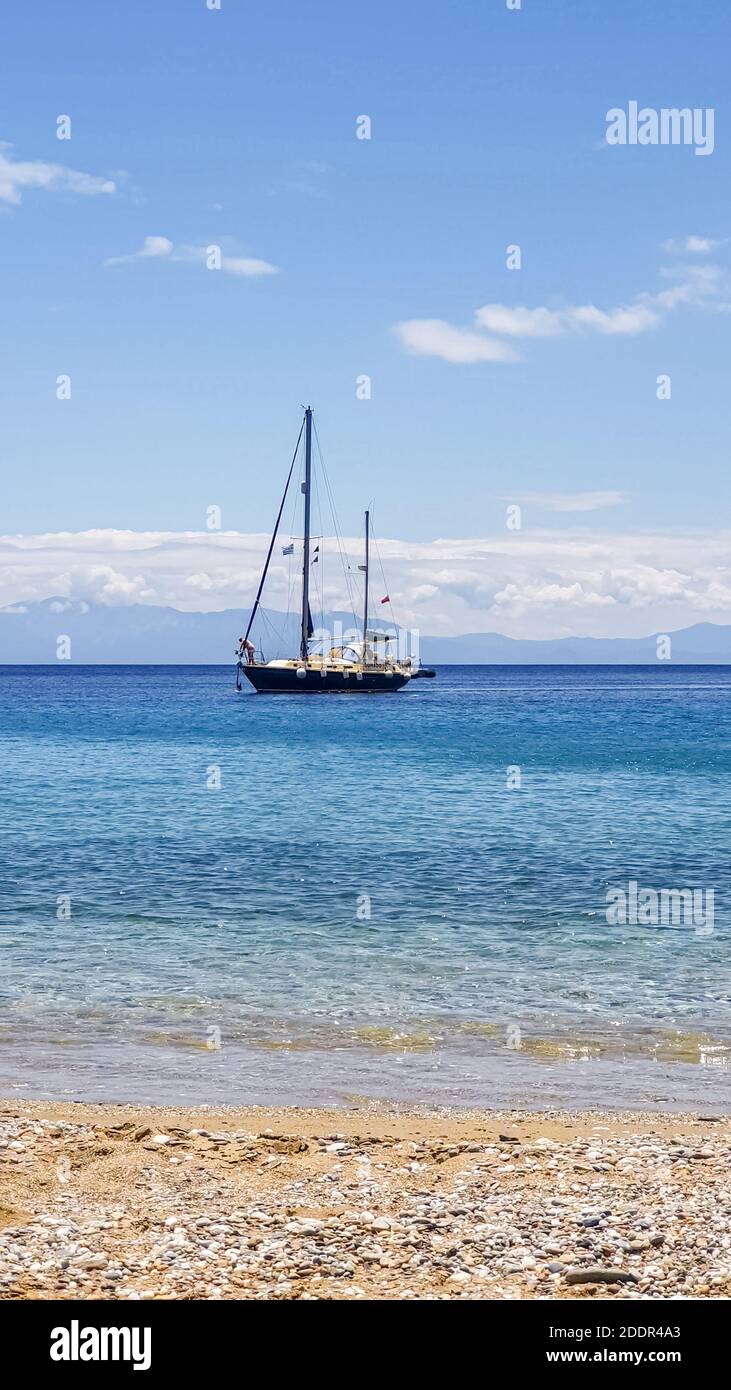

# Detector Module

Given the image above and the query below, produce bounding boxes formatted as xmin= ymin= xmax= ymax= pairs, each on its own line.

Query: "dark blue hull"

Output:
xmin=242 ymin=665 xmax=409 ymax=693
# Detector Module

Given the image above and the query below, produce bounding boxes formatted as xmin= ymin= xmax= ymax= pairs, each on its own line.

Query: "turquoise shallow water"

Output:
xmin=0 ymin=664 xmax=729 ymax=1109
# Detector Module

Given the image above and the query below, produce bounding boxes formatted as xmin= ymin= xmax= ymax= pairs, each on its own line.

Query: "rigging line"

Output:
xmin=260 ymin=597 xmax=288 ymax=656
xmin=316 ymin=431 xmax=360 ymax=639
xmin=371 ymin=523 xmax=399 ymax=631
xmin=312 ymin=417 xmax=360 ymax=632
xmin=313 ymin=454 xmax=325 ymax=634
xmin=283 ymin=451 xmax=302 ymax=647
xmin=273 ymin=430 xmax=305 ymax=657
xmin=243 ymin=414 xmax=305 ymax=644
xmin=259 ymin=441 xmax=301 ymax=659
xmin=285 ymin=548 xmax=297 ymax=652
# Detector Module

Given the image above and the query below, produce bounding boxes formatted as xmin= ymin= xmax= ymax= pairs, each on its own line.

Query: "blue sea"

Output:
xmin=1 ymin=665 xmax=729 ymax=1111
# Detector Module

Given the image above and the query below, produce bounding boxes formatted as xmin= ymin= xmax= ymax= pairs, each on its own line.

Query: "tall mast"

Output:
xmin=362 ymin=508 xmax=370 ymax=656
xmin=300 ymin=406 xmax=313 ymax=660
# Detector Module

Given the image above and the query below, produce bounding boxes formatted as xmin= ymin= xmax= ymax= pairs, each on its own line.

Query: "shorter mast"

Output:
xmin=362 ymin=508 xmax=370 ymax=657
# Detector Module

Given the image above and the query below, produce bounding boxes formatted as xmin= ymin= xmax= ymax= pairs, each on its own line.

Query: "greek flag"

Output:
xmin=282 ymin=542 xmax=294 ymax=556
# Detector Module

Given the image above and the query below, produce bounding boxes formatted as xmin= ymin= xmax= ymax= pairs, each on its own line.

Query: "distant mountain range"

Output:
xmin=1 ymin=598 xmax=730 ymax=664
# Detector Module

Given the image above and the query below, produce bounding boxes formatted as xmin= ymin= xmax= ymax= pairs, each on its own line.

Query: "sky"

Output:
xmin=1 ymin=0 xmax=730 ymax=640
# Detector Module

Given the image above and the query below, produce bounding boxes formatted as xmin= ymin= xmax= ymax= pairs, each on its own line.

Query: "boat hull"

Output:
xmin=242 ymin=664 xmax=409 ymax=693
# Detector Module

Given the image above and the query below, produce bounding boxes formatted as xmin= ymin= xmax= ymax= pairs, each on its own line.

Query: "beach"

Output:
xmin=2 ymin=669 xmax=730 ymax=1303
xmin=2 ymin=1100 xmax=729 ymax=1301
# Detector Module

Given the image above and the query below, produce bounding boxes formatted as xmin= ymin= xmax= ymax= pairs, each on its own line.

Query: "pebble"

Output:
xmin=0 ymin=1111 xmax=729 ymax=1301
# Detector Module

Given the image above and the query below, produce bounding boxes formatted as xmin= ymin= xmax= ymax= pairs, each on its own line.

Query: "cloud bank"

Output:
xmin=1 ymin=527 xmax=731 ymax=642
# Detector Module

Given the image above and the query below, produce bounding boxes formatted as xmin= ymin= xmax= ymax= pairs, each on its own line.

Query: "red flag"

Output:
xmin=380 ymin=595 xmax=389 ymax=604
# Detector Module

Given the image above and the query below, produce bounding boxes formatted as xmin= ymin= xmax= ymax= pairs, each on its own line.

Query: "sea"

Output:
xmin=1 ymin=664 xmax=729 ymax=1111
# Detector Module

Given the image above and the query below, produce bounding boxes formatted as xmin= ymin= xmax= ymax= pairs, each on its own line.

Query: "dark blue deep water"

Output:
xmin=1 ymin=665 xmax=729 ymax=1109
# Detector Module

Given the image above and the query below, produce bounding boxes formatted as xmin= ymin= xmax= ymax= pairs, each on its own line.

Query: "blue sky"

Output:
xmin=1 ymin=0 xmax=730 ymax=638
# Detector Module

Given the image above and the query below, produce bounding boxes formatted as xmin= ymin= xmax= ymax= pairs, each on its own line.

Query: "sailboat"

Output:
xmin=236 ymin=406 xmax=435 ymax=693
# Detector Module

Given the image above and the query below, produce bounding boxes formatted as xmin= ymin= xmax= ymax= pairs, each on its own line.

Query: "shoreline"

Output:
xmin=5 ymin=1029 xmax=731 ymax=1114
xmin=2 ymin=1100 xmax=729 ymax=1301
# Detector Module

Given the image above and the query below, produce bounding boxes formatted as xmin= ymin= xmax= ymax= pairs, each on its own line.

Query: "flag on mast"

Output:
xmin=282 ymin=542 xmax=294 ymax=556
xmin=380 ymin=595 xmax=390 ymax=604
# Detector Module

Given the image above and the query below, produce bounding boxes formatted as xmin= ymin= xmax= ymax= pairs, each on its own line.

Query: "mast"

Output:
xmin=300 ymin=406 xmax=313 ymax=660
xmin=362 ymin=508 xmax=370 ymax=657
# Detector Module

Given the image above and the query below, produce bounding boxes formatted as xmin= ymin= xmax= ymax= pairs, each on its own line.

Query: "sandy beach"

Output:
xmin=1 ymin=1100 xmax=729 ymax=1300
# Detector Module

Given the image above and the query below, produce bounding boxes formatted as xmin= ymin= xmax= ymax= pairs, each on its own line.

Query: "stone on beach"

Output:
xmin=0 ymin=1103 xmax=729 ymax=1302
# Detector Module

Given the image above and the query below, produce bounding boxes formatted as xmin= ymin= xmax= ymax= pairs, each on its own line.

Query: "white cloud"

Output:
xmin=216 ymin=254 xmax=278 ymax=277
xmin=393 ymin=319 xmax=518 ymax=363
xmin=653 ymin=263 xmax=723 ymax=310
xmin=503 ymin=491 xmax=627 ymax=513
xmin=493 ymin=581 xmax=616 ymax=609
xmin=143 ymin=235 xmax=174 ymax=258
xmin=569 ymin=302 xmax=661 ymax=334
xmin=474 ymin=304 xmax=565 ymax=338
xmin=409 ymin=583 xmax=439 ymax=600
xmin=476 ymin=300 xmax=661 ymax=336
xmin=0 ymin=144 xmax=115 ymax=206
xmin=662 ymin=234 xmax=724 ymax=254
xmin=396 ymin=249 xmax=729 ymax=363
xmin=105 ymin=235 xmax=173 ymax=266
xmin=105 ymin=237 xmax=278 ymax=277
xmin=2 ymin=527 xmax=731 ymax=641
